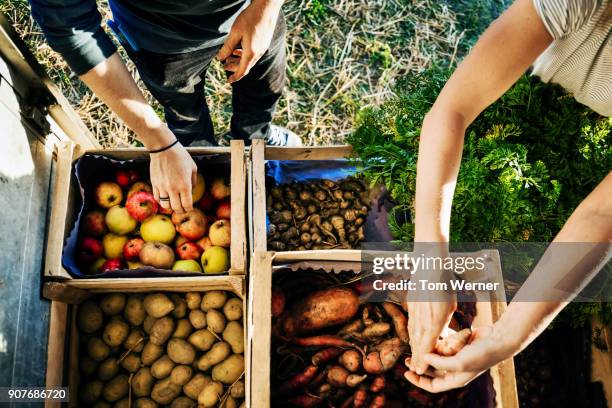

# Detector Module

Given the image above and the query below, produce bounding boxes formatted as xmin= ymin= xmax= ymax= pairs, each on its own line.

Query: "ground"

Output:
xmin=0 ymin=0 xmax=505 ymax=146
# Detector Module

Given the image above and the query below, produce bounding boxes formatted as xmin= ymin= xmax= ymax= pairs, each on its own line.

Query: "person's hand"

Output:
xmin=216 ymin=0 xmax=282 ymax=83
xmin=404 ymin=325 xmax=518 ymax=392
xmin=407 ymin=245 xmax=457 ymax=375
xmin=150 ymin=142 xmax=197 ymax=214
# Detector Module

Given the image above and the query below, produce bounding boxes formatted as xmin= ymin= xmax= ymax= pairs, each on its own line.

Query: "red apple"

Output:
xmin=198 ymin=192 xmax=214 ymax=212
xmin=126 ymin=191 xmax=159 ymax=221
xmin=216 ymin=199 xmax=231 ymax=219
xmin=78 ymin=237 xmax=103 ymax=263
xmin=127 ymin=181 xmax=153 ymax=198
xmin=210 ymin=177 xmax=231 ymax=200
xmin=123 ymin=237 xmax=145 ymax=261
xmin=95 ymin=182 xmax=123 ymax=208
xmin=171 ymin=208 xmax=209 ymax=240
xmin=196 ymin=236 xmax=213 ymax=251
xmin=159 ymin=206 xmax=173 ymax=215
xmin=174 ymin=235 xmax=189 ymax=248
xmin=100 ymin=258 xmax=125 ymax=272
xmin=176 ymin=242 xmax=204 ymax=261
xmin=82 ymin=210 xmax=107 ymax=236
xmin=115 ymin=169 xmax=140 ymax=187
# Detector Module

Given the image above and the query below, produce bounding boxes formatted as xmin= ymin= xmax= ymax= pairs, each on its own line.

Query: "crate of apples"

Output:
xmin=77 ymin=168 xmax=232 ymax=275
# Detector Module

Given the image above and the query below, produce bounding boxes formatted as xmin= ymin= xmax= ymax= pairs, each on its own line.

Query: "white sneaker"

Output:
xmin=266 ymin=125 xmax=302 ymax=147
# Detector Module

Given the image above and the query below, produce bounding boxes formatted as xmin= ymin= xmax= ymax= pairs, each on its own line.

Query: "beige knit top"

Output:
xmin=532 ymin=0 xmax=611 ymax=116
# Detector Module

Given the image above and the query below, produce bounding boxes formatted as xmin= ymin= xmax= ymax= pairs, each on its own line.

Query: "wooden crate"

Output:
xmin=44 ymin=140 xmax=247 ymax=281
xmin=44 ymin=276 xmax=249 ymax=408
xmin=249 ymin=250 xmax=519 ymax=408
xmin=250 ymin=139 xmax=356 ymax=255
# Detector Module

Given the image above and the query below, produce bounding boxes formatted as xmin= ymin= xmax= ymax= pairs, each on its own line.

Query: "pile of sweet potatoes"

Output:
xmin=271 ymin=279 xmax=478 ymax=407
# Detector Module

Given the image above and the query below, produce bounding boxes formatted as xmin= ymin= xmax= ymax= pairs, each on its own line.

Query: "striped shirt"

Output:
xmin=532 ymin=0 xmax=611 ymax=116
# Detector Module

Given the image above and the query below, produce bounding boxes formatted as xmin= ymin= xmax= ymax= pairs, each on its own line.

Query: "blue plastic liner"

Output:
xmin=62 ymin=153 xmax=230 ymax=278
xmin=264 ymin=160 xmax=395 ymax=244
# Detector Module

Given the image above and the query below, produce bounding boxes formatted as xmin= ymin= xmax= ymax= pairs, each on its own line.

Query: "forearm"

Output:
xmin=79 ymin=53 xmax=175 ymax=150
xmin=496 ymin=172 xmax=612 ymax=353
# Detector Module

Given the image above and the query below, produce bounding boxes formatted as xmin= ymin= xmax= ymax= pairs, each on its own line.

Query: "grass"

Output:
xmin=0 ymin=0 xmax=502 ymax=147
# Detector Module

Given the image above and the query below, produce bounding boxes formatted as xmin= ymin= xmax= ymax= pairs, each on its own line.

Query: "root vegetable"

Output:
xmin=167 ymin=338 xmax=196 ymax=364
xmin=87 ymin=337 xmax=110 ymax=361
xmin=340 ymin=350 xmax=361 ymax=372
xmin=141 ymin=342 xmax=164 ymax=365
xmin=330 ymin=216 xmax=346 ymax=243
xmin=151 ymin=355 xmax=175 ymax=379
xmin=360 ymin=322 xmax=391 ymax=339
xmin=223 ymin=298 xmax=243 ymax=321
xmin=230 ymin=380 xmax=245 ymax=399
xmin=103 ymin=374 xmax=129 ymax=402
xmin=338 ymin=320 xmax=364 ymax=337
xmin=292 ymin=335 xmax=357 ymax=349
xmin=143 ymin=316 xmax=157 ymax=334
xmin=368 ymin=394 xmax=385 ymax=408
xmin=151 ymin=377 xmax=181 ymax=404
xmin=173 ymin=318 xmax=193 ymax=338
xmin=272 ymin=286 xmax=286 ymax=317
xmin=382 ymin=302 xmax=409 ymax=344
xmin=352 ymin=386 xmax=368 ymax=408
xmin=144 ymin=293 xmax=175 ymax=318
xmin=197 ymin=342 xmax=231 ymax=371
xmin=279 ymin=365 xmax=318 ymax=394
xmin=171 ymin=396 xmax=197 ymax=408
xmin=286 ymin=394 xmax=321 ymax=407
xmin=98 ymin=357 xmax=120 ymax=381
xmin=188 ymin=329 xmax=216 ymax=351
xmin=346 ymin=374 xmax=367 ymax=388
xmin=311 ymin=347 xmax=343 ymax=366
xmin=132 ymin=367 xmax=155 ymax=397
xmin=269 ymin=240 xmax=286 ymax=251
xmin=80 ymin=356 xmax=98 ymax=375
xmin=80 ymin=380 xmax=103 ymax=404
xmin=435 ymin=328 xmax=471 ymax=356
xmin=124 ymin=328 xmax=145 ymax=352
xmin=369 ymin=376 xmax=385 ymax=393
xmin=206 ymin=309 xmax=226 ymax=333
xmin=170 ymin=294 xmax=188 ymax=318
xmin=223 ymin=321 xmax=244 ymax=353
xmin=185 ymin=292 xmax=202 ymax=310
xmin=212 ymin=354 xmax=244 ymax=384
xmin=102 ymin=318 xmax=129 ymax=347
xmin=120 ymin=352 xmax=141 ymax=373
xmin=282 ymin=287 xmax=359 ymax=336
xmin=363 ymin=352 xmax=383 ymax=374
xmin=183 ymin=373 xmax=211 ymax=400
xmin=189 ymin=309 xmax=207 ymax=329
xmin=150 ymin=317 xmax=175 ymax=345
xmin=201 ymin=291 xmax=227 ymax=311
xmin=327 ymin=366 xmax=349 ymax=387
xmin=170 ymin=365 xmax=193 ymax=386
xmin=99 ymin=293 xmax=126 ymax=316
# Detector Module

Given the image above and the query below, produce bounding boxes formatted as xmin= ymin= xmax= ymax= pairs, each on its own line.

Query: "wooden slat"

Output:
xmin=44 ymin=141 xmax=75 ymax=279
xmin=230 ymin=140 xmax=246 ymax=274
xmin=264 ymin=145 xmax=353 ymax=160
xmin=251 ymin=139 xmax=267 ymax=253
xmin=45 ymin=301 xmax=68 ymax=408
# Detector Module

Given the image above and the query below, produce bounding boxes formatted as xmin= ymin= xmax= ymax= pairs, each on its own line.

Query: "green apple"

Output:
xmin=88 ymin=258 xmax=106 ymax=274
xmin=172 ymin=259 xmax=202 ymax=273
xmin=105 ymin=205 xmax=137 ymax=235
xmin=127 ymin=261 xmax=144 ymax=270
xmin=201 ymin=246 xmax=229 ymax=274
xmin=102 ymin=233 xmax=128 ymax=259
xmin=192 ymin=172 xmax=206 ymax=202
xmin=140 ymin=215 xmax=176 ymax=244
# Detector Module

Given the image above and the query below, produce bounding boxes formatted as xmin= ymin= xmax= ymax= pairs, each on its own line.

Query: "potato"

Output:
xmin=142 ymin=342 xmax=164 ymax=366
xmin=132 ymin=367 xmax=155 ymax=397
xmin=206 ymin=309 xmax=226 ymax=333
xmin=150 ymin=377 xmax=181 ymax=405
xmin=188 ymin=310 xmax=206 ymax=329
xmin=150 ymin=317 xmax=175 ymax=345
xmin=197 ymin=381 xmax=223 ymax=407
xmin=113 ymin=397 xmax=130 ymax=408
xmin=102 ymin=318 xmax=130 ymax=347
xmin=239 ymin=402 xmax=246 ymax=408
xmin=201 ymin=291 xmax=227 ymax=311
xmin=88 ymin=337 xmax=110 ymax=361
xmin=170 ymin=294 xmax=187 ymax=318
xmin=212 ymin=354 xmax=244 ymax=384
xmin=182 ymin=373 xmax=211 ymax=400
xmin=187 ymin=329 xmax=216 ymax=351
xmin=230 ymin=380 xmax=245 ymax=399
xmin=170 ymin=365 xmax=193 ymax=386
xmin=222 ymin=396 xmax=238 ymax=408
xmin=170 ymin=396 xmax=197 ymax=408
xmin=80 ymin=380 xmax=103 ymax=404
xmin=103 ymin=374 xmax=129 ymax=402
xmin=185 ymin=292 xmax=202 ymax=310
xmin=196 ymin=342 xmax=231 ymax=372
xmin=223 ymin=298 xmax=243 ymax=321
xmin=151 ymin=355 xmax=175 ymax=379
xmin=143 ymin=315 xmax=157 ymax=334
xmin=124 ymin=294 xmax=146 ymax=326
xmin=167 ymin=338 xmax=196 ymax=364
xmin=78 ymin=301 xmax=103 ymax=333
xmin=121 ymin=352 xmax=142 ymax=373
xmin=97 ymin=357 xmax=120 ymax=381
xmin=173 ymin=318 xmax=193 ymax=338
xmin=124 ymin=328 xmax=145 ymax=352
xmin=99 ymin=293 xmax=126 ymax=316
xmin=80 ymin=355 xmax=99 ymax=375
xmin=134 ymin=398 xmax=159 ymax=408
xmin=92 ymin=402 xmax=112 ymax=408
xmin=222 ymin=321 xmax=244 ymax=354
xmin=144 ymin=293 xmax=175 ymax=318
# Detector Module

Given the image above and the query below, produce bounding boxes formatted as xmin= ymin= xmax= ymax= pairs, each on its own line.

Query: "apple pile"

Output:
xmin=77 ymin=168 xmax=232 ymax=275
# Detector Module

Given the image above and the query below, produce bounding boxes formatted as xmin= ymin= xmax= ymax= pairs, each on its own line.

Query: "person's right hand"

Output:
xmin=149 ymin=142 xmax=197 ymax=214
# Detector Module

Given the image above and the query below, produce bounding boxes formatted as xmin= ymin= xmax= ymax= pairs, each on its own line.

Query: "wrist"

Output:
xmin=250 ymin=0 xmax=283 ymax=14
xmin=138 ymin=125 xmax=176 ymax=151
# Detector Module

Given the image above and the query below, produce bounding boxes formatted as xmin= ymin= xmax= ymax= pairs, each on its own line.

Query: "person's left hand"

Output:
xmin=216 ymin=0 xmax=282 ymax=83
xmin=404 ymin=325 xmax=517 ymax=393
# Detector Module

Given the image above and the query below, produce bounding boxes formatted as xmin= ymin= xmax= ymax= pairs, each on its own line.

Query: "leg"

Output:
xmin=127 ymin=47 xmax=218 ymax=146
xmin=230 ymin=13 xmax=287 ymax=142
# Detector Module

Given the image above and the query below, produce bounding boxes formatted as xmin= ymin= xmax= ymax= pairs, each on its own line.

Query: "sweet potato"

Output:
xmin=368 ymin=394 xmax=385 ymax=408
xmin=311 ymin=347 xmax=343 ymax=366
xmin=339 ymin=350 xmax=361 ymax=373
xmin=282 ymin=287 xmax=359 ymax=336
xmin=338 ymin=319 xmax=364 ymax=337
xmin=363 ymin=338 xmax=406 ymax=374
xmin=286 ymin=394 xmax=321 ymax=407
xmin=359 ymin=323 xmax=391 ymax=339
xmin=369 ymin=376 xmax=385 ymax=393
xmin=435 ymin=328 xmax=471 ymax=356
xmin=352 ymin=386 xmax=368 ymax=408
xmin=279 ymin=365 xmax=319 ymax=393
xmin=271 ymin=286 xmax=286 ymax=318
xmin=382 ymin=302 xmax=409 ymax=343
xmin=346 ymin=374 xmax=367 ymax=387
xmin=292 ymin=335 xmax=356 ymax=349
xmin=327 ymin=365 xmax=349 ymax=387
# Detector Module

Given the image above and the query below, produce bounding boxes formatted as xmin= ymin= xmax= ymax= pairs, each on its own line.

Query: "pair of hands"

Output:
xmin=149 ymin=1 xmax=281 ymax=212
